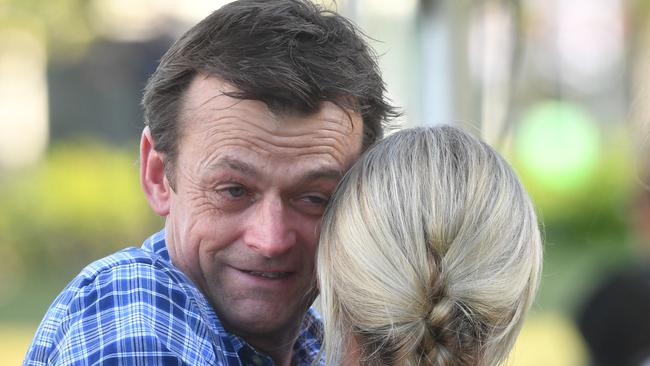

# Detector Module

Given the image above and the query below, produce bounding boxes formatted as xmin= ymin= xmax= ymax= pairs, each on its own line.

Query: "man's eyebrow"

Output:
xmin=209 ymin=157 xmax=258 ymax=178
xmin=296 ymin=168 xmax=343 ymax=184
xmin=208 ymin=157 xmax=343 ymax=183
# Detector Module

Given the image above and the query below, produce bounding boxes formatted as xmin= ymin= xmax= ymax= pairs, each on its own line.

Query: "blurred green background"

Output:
xmin=1 ymin=0 xmax=649 ymax=365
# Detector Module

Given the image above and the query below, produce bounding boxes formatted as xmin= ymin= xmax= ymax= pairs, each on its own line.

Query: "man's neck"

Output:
xmin=263 ymin=347 xmax=293 ymax=366
xmin=244 ymin=328 xmax=300 ymax=366
xmin=222 ymin=313 xmax=305 ymax=366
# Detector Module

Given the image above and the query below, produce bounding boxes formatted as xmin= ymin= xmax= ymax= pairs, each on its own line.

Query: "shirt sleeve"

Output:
xmin=24 ymin=261 xmax=218 ymax=366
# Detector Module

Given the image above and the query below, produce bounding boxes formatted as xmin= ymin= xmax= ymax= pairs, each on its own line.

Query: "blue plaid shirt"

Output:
xmin=24 ymin=230 xmax=323 ymax=365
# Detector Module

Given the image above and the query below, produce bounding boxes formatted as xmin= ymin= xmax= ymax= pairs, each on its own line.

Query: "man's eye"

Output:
xmin=294 ymin=193 xmax=330 ymax=216
xmin=303 ymin=194 xmax=329 ymax=205
xmin=213 ymin=184 xmax=254 ymax=212
xmin=225 ymin=186 xmax=247 ymax=198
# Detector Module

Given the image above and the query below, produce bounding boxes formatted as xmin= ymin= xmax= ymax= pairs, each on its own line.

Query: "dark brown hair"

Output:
xmin=142 ymin=0 xmax=397 ymax=183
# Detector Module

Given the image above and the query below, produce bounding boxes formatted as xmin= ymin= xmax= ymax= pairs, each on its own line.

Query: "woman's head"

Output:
xmin=317 ymin=126 xmax=543 ymax=365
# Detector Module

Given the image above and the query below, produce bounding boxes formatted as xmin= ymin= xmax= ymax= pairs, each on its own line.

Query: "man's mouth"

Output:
xmin=245 ymin=271 xmax=291 ymax=279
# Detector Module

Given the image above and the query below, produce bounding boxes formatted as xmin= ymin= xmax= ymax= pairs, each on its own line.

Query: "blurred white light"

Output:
xmin=90 ymin=0 xmax=166 ymax=41
xmin=468 ymin=3 xmax=514 ymax=145
xmin=0 ymin=29 xmax=49 ymax=168
xmin=556 ymin=0 xmax=624 ymax=90
xmin=362 ymin=0 xmax=417 ymax=18
xmin=154 ymin=0 xmax=233 ymax=26
xmin=526 ymin=0 xmax=624 ymax=93
xmin=90 ymin=0 xmax=233 ymax=41
xmin=469 ymin=3 xmax=513 ymax=85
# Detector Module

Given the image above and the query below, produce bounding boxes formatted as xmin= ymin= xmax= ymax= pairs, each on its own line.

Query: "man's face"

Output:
xmin=165 ymin=75 xmax=363 ymax=344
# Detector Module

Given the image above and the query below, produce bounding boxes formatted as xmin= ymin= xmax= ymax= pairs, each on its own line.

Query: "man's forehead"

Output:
xmin=177 ymin=74 xmax=364 ymax=167
xmin=181 ymin=74 xmax=361 ymax=130
xmin=180 ymin=75 xmax=245 ymax=119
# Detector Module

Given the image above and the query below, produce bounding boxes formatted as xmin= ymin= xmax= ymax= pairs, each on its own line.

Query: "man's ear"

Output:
xmin=140 ymin=127 xmax=171 ymax=216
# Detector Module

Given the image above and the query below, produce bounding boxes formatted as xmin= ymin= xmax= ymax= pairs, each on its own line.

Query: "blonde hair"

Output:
xmin=317 ymin=126 xmax=543 ymax=365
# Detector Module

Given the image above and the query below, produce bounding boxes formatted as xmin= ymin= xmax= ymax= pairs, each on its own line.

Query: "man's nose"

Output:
xmin=243 ymin=195 xmax=297 ymax=258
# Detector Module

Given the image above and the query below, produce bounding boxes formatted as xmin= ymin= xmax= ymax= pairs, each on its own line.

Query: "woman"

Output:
xmin=317 ymin=126 xmax=543 ymax=365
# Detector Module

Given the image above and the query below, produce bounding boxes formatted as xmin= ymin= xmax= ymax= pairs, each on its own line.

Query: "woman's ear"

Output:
xmin=140 ymin=127 xmax=171 ymax=216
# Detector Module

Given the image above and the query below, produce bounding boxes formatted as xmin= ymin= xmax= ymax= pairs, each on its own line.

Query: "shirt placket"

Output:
xmin=238 ymin=345 xmax=274 ymax=366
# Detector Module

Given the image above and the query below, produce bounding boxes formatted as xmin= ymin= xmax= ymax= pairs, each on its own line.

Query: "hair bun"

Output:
xmin=425 ymin=263 xmax=450 ymax=325
xmin=416 ymin=262 xmax=480 ymax=365
xmin=418 ymin=295 xmax=480 ymax=365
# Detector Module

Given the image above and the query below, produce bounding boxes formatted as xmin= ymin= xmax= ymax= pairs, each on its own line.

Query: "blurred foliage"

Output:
xmin=0 ymin=0 xmax=96 ymax=59
xmin=0 ymin=141 xmax=161 ymax=287
xmin=512 ymin=126 xmax=636 ymax=248
xmin=507 ymin=124 xmax=640 ymax=314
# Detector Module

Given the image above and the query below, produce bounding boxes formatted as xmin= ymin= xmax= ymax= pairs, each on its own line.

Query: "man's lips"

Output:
xmin=245 ymin=271 xmax=291 ymax=279
xmin=233 ymin=266 xmax=294 ymax=279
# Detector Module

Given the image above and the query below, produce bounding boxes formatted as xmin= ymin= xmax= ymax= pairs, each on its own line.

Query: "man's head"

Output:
xmin=142 ymin=0 xmax=396 ymax=186
xmin=139 ymin=0 xmax=394 ymax=361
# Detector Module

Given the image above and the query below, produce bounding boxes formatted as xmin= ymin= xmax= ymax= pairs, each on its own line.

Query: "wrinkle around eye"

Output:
xmin=191 ymin=194 xmax=223 ymax=217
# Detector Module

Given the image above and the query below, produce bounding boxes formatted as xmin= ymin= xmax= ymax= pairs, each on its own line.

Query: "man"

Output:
xmin=24 ymin=0 xmax=395 ymax=365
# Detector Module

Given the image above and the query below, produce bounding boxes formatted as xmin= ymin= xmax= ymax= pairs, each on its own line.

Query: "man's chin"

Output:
xmin=218 ymin=301 xmax=307 ymax=340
